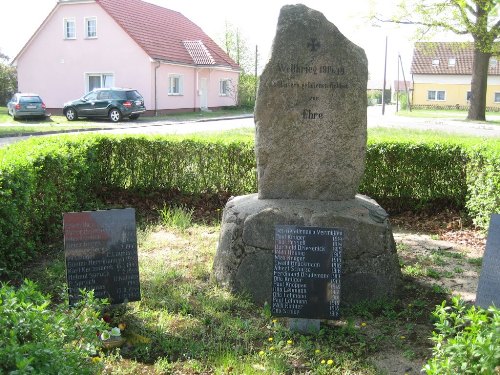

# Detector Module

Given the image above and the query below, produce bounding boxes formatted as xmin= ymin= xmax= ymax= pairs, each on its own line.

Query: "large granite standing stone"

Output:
xmin=255 ymin=4 xmax=368 ymax=200
xmin=212 ymin=4 xmax=401 ymax=310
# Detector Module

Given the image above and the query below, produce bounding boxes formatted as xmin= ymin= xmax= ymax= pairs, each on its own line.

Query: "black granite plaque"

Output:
xmin=63 ymin=208 xmax=141 ymax=305
xmin=476 ymin=214 xmax=500 ymax=309
xmin=272 ymin=225 xmax=343 ymax=319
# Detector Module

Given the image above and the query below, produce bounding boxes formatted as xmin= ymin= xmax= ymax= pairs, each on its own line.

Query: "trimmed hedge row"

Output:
xmin=0 ymin=134 xmax=498 ymax=274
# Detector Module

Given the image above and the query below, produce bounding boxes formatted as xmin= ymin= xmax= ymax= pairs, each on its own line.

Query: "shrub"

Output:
xmin=465 ymin=145 xmax=500 ymax=229
xmin=0 ymin=133 xmax=498 ymax=275
xmin=0 ymin=279 xmax=109 ymax=374
xmin=361 ymin=140 xmax=468 ymax=210
xmin=423 ymin=297 xmax=500 ymax=374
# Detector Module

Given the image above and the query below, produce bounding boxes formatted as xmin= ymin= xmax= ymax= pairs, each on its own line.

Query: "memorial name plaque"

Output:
xmin=64 ymin=208 xmax=141 ymax=305
xmin=476 ymin=214 xmax=500 ymax=309
xmin=272 ymin=225 xmax=343 ymax=319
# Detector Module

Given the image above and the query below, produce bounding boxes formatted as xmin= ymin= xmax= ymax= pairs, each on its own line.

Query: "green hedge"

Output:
xmin=360 ymin=141 xmax=468 ymax=210
xmin=0 ymin=134 xmax=498 ymax=275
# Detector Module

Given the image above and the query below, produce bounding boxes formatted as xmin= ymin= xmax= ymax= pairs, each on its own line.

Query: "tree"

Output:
xmin=218 ymin=22 xmax=258 ymax=109
xmin=374 ymin=1 xmax=499 ymax=121
xmin=0 ymin=51 xmax=17 ymax=104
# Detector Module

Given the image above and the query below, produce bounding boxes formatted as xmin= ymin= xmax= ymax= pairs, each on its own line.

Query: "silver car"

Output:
xmin=8 ymin=93 xmax=47 ymax=120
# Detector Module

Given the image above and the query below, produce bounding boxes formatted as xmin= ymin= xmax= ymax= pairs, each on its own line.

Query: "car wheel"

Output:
xmin=129 ymin=114 xmax=140 ymax=120
xmin=65 ymin=107 xmax=78 ymax=121
xmin=109 ymin=108 xmax=122 ymax=123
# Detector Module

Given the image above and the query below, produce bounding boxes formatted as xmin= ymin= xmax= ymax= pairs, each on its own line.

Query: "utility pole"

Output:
xmin=382 ymin=36 xmax=388 ymax=115
xmin=399 ymin=54 xmax=411 ymax=112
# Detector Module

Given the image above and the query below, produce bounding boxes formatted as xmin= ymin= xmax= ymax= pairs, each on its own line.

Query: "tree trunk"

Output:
xmin=467 ymin=45 xmax=491 ymax=121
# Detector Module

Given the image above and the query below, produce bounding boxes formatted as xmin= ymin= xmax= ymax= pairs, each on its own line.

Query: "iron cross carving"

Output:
xmin=307 ymin=38 xmax=321 ymax=52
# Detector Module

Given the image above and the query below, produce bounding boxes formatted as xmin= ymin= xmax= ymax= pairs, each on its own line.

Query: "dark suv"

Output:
xmin=63 ymin=88 xmax=146 ymax=122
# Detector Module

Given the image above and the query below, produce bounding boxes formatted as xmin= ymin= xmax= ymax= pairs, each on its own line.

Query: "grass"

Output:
xmin=14 ymin=204 xmax=469 ymax=375
xmin=396 ymin=108 xmax=500 ymax=123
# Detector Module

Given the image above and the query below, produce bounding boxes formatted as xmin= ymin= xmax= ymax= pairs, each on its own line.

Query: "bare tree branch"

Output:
xmin=373 ymin=15 xmax=469 ymax=34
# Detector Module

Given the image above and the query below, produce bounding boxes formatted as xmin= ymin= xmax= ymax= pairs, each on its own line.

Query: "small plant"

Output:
xmin=467 ymin=257 xmax=483 ymax=267
xmin=423 ymin=297 xmax=500 ymax=374
xmin=0 ymin=280 xmax=109 ymax=374
xmin=159 ymin=204 xmax=194 ymax=231
xmin=402 ymin=263 xmax=427 ymax=278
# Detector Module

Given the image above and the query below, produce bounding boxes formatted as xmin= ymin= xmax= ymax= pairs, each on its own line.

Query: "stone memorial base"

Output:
xmin=212 ymin=194 xmax=401 ymax=306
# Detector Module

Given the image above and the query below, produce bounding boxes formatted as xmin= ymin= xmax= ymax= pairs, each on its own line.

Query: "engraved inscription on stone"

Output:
xmin=64 ymin=208 xmax=141 ymax=305
xmin=272 ymin=225 xmax=343 ymax=319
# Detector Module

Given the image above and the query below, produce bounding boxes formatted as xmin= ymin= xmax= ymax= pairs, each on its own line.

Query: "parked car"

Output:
xmin=7 ymin=93 xmax=47 ymax=120
xmin=63 ymin=88 xmax=146 ymax=123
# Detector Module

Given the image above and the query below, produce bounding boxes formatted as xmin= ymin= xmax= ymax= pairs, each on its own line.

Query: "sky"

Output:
xmin=0 ymin=0 xmax=464 ymax=86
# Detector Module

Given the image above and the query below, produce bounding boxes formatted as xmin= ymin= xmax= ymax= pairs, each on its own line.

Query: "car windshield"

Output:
xmin=19 ymin=96 xmax=42 ymax=103
xmin=83 ymin=91 xmax=99 ymax=101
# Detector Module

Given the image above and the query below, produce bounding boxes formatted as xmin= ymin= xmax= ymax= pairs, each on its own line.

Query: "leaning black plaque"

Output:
xmin=63 ymin=208 xmax=141 ymax=305
xmin=476 ymin=214 xmax=500 ymax=309
xmin=272 ymin=225 xmax=343 ymax=319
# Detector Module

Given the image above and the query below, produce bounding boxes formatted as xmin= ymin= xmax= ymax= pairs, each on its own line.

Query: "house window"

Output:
xmin=85 ymin=17 xmax=97 ymax=38
xmin=86 ymin=73 xmax=114 ymax=92
xmin=432 ymin=59 xmax=440 ymax=66
xmin=64 ymin=18 xmax=76 ymax=39
xmin=168 ymin=75 xmax=183 ymax=95
xmin=495 ymin=92 xmax=500 ymax=103
xmin=448 ymin=58 xmax=456 ymax=67
xmin=219 ymin=79 xmax=231 ymax=96
xmin=467 ymin=91 xmax=472 ymax=101
xmin=427 ymin=90 xmax=446 ymax=101
xmin=490 ymin=58 xmax=498 ymax=69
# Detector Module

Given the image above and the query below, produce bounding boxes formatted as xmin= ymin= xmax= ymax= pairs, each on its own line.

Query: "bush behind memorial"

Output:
xmin=0 ymin=133 xmax=498 ymax=274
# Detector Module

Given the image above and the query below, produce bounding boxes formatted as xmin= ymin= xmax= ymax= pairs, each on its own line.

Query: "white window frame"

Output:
xmin=64 ymin=18 xmax=76 ymax=39
xmin=85 ymin=17 xmax=97 ymax=39
xmin=427 ymin=90 xmax=446 ymax=101
xmin=495 ymin=92 xmax=500 ymax=103
xmin=219 ymin=78 xmax=231 ymax=96
xmin=490 ymin=58 xmax=498 ymax=69
xmin=448 ymin=58 xmax=456 ymax=67
xmin=432 ymin=59 xmax=440 ymax=66
xmin=168 ymin=74 xmax=184 ymax=95
xmin=85 ymin=73 xmax=114 ymax=93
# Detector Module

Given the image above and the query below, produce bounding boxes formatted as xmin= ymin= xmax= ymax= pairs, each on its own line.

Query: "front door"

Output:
xmin=199 ymin=78 xmax=208 ymax=110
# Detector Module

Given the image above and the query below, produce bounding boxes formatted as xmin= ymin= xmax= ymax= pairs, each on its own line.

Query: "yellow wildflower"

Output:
xmin=287 ymin=340 xmax=293 ymax=345
xmin=327 ymin=359 xmax=334 ymax=365
xmin=268 ymin=337 xmax=273 ymax=342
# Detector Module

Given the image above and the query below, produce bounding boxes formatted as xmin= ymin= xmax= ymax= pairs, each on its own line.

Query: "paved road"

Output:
xmin=1 ymin=107 xmax=499 ymax=147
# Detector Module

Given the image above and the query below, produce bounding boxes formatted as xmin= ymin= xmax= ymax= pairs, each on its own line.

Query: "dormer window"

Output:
xmin=490 ymin=58 xmax=498 ymax=69
xmin=448 ymin=58 xmax=456 ymax=67
xmin=85 ymin=17 xmax=97 ymax=38
xmin=432 ymin=59 xmax=440 ymax=66
xmin=64 ymin=18 xmax=76 ymax=39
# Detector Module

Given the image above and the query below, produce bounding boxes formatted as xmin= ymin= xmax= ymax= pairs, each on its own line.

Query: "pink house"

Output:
xmin=12 ymin=0 xmax=241 ymax=115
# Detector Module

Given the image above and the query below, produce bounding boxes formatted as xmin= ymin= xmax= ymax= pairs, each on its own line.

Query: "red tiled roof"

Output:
xmin=96 ymin=0 xmax=239 ymax=69
xmin=411 ymin=42 xmax=500 ymax=75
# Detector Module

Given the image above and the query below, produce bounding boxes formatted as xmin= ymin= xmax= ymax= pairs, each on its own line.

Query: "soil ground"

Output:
xmin=369 ymin=211 xmax=486 ymax=374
